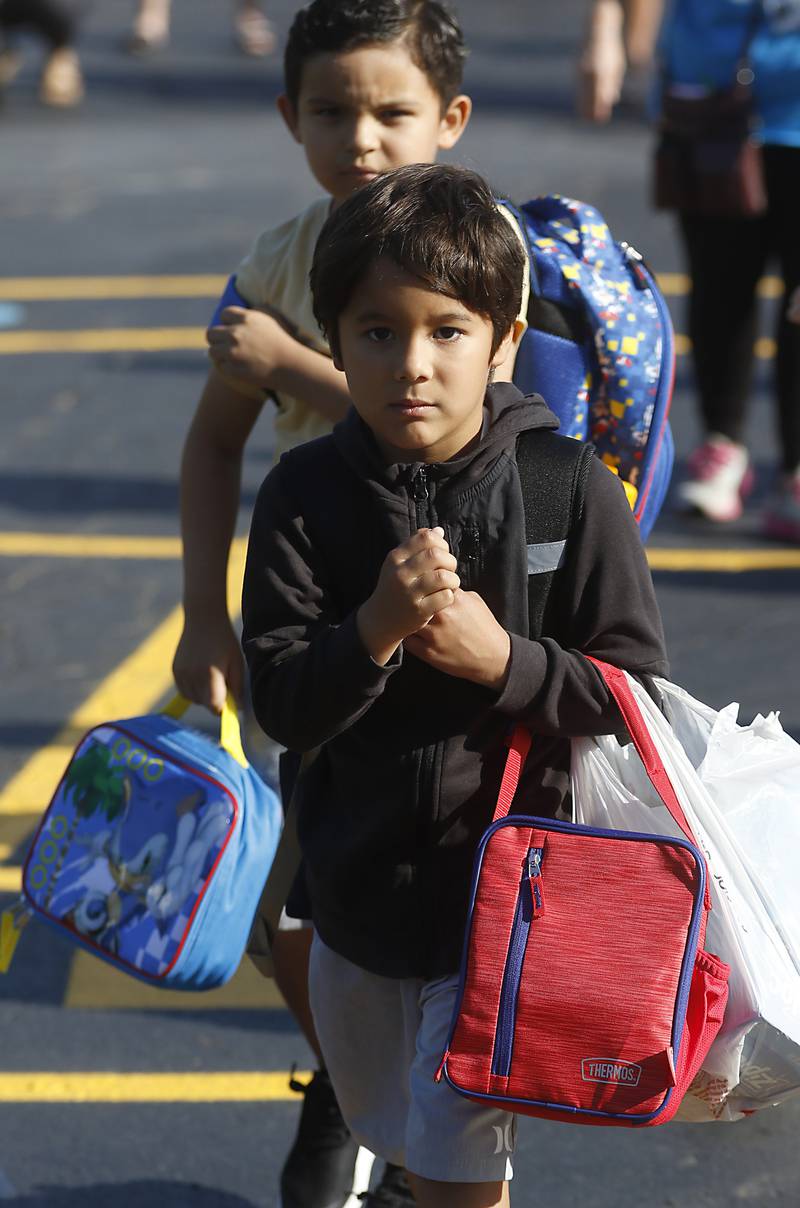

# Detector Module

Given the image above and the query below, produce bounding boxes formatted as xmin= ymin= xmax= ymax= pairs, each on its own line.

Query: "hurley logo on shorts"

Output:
xmin=581 ymin=1058 xmax=642 ymax=1087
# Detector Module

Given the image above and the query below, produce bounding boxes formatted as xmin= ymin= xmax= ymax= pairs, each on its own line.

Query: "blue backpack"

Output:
xmin=208 ymin=194 xmax=674 ymax=540
xmin=4 ymin=698 xmax=281 ymax=990
xmin=503 ymin=195 xmax=675 ymax=540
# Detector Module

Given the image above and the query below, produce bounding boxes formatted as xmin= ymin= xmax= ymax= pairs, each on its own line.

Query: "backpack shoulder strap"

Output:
xmin=516 ymin=430 xmax=595 ymax=639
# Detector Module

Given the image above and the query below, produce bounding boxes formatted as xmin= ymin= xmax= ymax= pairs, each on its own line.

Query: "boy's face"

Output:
xmin=278 ymin=41 xmax=471 ymax=207
xmin=334 ymin=258 xmax=514 ymax=465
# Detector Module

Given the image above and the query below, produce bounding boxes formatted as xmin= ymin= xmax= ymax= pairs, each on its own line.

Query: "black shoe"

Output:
xmin=360 ymin=1163 xmax=415 ymax=1207
xmin=280 ymin=1067 xmax=360 ymax=1208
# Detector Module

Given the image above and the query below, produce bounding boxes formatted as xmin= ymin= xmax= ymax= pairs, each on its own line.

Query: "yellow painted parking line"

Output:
xmin=0 ymin=272 xmax=786 ymax=302
xmin=0 ymin=816 xmax=40 ymax=859
xmin=0 ymin=328 xmax=779 ymax=359
xmin=0 ymin=867 xmax=20 ymax=893
xmin=2 ymin=531 xmax=798 ymax=573
xmin=0 ymin=533 xmax=183 ymax=559
xmin=65 ymin=949 xmax=286 ymax=1010
xmin=0 ymin=538 xmax=246 ymax=818
xmin=0 ymin=609 xmax=181 ymax=817
xmin=0 ymin=328 xmax=205 ymax=354
xmin=0 ymin=275 xmax=226 ymax=300
xmin=673 ymin=333 xmax=775 ymax=360
xmin=0 ymin=1071 xmax=310 ymax=1102
xmin=656 ymin=272 xmax=783 ymax=299
xmin=754 ymin=336 xmax=777 ymax=359
xmin=648 ymin=547 xmax=800 ymax=572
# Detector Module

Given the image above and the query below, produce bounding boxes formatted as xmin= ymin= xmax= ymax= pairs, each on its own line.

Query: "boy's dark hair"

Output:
xmin=284 ymin=0 xmax=467 ymax=107
xmin=311 ymin=164 xmax=525 ymax=359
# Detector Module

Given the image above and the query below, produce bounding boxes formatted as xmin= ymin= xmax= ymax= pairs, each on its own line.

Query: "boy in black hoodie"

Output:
xmin=242 ymin=163 xmax=668 ymax=1207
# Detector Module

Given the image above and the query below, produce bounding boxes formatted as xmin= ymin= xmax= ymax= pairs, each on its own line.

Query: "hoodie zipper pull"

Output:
xmin=412 ymin=466 xmax=432 ymax=528
xmin=413 ymin=467 xmax=429 ymax=503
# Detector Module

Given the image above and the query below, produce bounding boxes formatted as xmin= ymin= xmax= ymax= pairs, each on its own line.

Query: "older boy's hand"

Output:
xmin=206 ymin=306 xmax=294 ymax=388
xmin=788 ymin=287 xmax=800 ymax=325
xmin=173 ymin=613 xmax=245 ymax=715
xmin=357 ymin=528 xmax=460 ymax=667
xmin=404 ymin=589 xmax=511 ymax=691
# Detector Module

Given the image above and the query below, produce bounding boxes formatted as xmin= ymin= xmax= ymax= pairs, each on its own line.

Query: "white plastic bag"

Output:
xmin=571 ymin=675 xmax=800 ymax=1122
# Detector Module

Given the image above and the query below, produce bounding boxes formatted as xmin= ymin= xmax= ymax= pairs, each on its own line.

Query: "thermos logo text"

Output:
xmin=581 ymin=1058 xmax=642 ymax=1086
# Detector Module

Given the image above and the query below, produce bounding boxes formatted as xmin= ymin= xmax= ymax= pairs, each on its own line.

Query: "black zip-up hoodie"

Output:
xmin=242 ymin=384 xmax=668 ymax=978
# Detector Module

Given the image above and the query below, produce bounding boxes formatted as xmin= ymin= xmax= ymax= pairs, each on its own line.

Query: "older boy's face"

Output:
xmin=335 ymin=258 xmax=513 ymax=465
xmin=278 ymin=42 xmax=470 ymax=207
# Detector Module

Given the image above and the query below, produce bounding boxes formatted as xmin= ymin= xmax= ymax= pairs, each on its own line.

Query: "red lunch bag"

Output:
xmin=435 ymin=658 xmax=729 ymax=1127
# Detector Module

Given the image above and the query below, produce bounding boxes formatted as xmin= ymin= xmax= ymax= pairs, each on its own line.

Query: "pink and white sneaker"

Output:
xmin=678 ymin=434 xmax=754 ymax=522
xmin=763 ymin=471 xmax=800 ymax=543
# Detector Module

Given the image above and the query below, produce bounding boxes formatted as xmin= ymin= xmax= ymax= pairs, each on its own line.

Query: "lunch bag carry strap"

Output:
xmin=497 ymin=659 xmax=712 ymax=912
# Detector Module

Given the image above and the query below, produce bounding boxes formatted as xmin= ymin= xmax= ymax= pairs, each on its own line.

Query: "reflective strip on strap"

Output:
xmin=526 ymin=540 xmax=567 ymax=574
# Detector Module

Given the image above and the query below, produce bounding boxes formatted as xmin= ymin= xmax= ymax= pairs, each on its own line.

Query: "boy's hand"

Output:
xmin=172 ymin=613 xmax=245 ymax=715
xmin=404 ymin=589 xmax=511 ymax=691
xmin=206 ymin=306 xmax=294 ymax=388
xmin=788 ymin=287 xmax=800 ymax=325
xmin=357 ymin=528 xmax=460 ymax=666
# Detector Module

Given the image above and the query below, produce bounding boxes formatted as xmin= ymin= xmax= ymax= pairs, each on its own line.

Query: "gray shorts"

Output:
xmin=308 ymin=932 xmax=516 ymax=1183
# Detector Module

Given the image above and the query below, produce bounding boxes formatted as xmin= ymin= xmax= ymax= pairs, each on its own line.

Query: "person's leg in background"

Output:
xmin=0 ymin=0 xmax=83 ymax=106
xmin=762 ymin=145 xmax=800 ymax=540
xmin=127 ymin=0 xmax=170 ymax=54
xmin=127 ymin=0 xmax=273 ymax=57
xmin=677 ymin=209 xmax=770 ymax=521
xmin=232 ymin=0 xmax=274 ymax=58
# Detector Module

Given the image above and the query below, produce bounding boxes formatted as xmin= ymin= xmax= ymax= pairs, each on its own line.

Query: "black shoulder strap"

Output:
xmin=516 ymin=430 xmax=595 ymax=639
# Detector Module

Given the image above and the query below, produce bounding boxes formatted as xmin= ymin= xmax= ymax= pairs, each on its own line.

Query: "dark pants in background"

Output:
xmin=679 ymin=144 xmax=800 ymax=473
xmin=0 ymin=0 xmax=73 ymax=49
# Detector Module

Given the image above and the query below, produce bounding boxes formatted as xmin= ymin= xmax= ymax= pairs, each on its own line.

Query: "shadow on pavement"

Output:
xmin=0 ymin=723 xmax=106 ymax=750
xmin=0 ymin=471 xmax=255 ymax=515
xmin=5 ymin=1183 xmax=258 ymax=1207
xmin=84 ymin=65 xmax=283 ymax=108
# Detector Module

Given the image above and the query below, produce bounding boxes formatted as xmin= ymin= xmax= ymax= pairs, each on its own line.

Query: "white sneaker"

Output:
xmin=678 ymin=434 xmax=754 ymax=522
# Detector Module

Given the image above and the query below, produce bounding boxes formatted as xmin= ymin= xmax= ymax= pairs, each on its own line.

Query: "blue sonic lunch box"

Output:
xmin=19 ymin=697 xmax=281 ymax=989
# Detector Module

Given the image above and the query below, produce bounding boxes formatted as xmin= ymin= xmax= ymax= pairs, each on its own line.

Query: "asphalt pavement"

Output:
xmin=1 ymin=0 xmax=799 ymax=1204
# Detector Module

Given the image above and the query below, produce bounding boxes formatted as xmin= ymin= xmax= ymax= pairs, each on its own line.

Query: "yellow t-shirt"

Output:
xmin=235 ymin=197 xmax=333 ymax=463
xmin=234 ymin=196 xmax=530 ymax=463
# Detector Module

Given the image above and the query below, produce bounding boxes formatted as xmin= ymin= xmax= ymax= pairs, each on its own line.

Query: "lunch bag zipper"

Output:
xmin=491 ymin=846 xmax=545 ymax=1078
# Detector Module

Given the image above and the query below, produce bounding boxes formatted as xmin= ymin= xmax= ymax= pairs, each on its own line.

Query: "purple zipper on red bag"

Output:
xmin=491 ymin=847 xmax=545 ymax=1077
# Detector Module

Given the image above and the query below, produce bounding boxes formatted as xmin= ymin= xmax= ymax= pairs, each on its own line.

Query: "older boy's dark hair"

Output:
xmin=284 ymin=0 xmax=466 ymax=107
xmin=311 ymin=164 xmax=524 ymax=359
